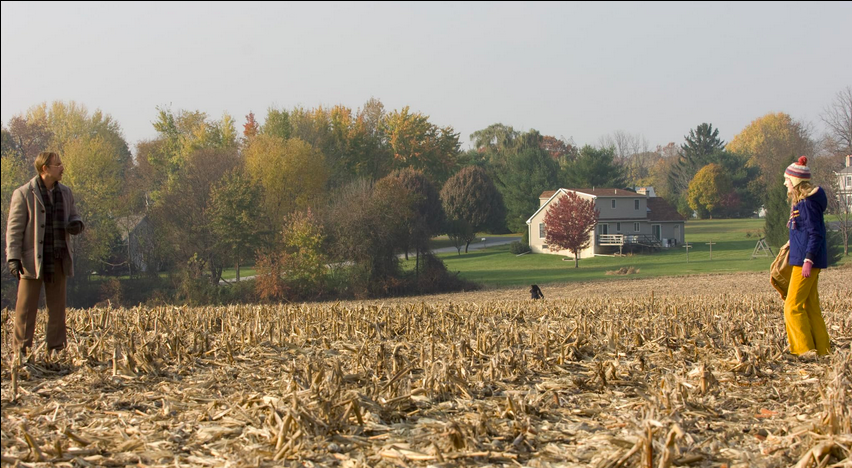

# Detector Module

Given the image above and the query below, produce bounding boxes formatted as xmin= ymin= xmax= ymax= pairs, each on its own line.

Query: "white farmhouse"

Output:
xmin=526 ymin=188 xmax=686 ymax=258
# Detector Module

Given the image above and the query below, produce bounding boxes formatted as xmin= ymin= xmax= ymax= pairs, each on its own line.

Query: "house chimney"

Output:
xmin=847 ymin=154 xmax=851 ymax=167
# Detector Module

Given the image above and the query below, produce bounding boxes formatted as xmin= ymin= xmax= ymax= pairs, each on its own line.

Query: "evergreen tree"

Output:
xmin=561 ymin=145 xmax=626 ymax=189
xmin=764 ymin=176 xmax=790 ymax=249
xmin=668 ymin=123 xmax=725 ymax=195
xmin=496 ymin=146 xmax=559 ymax=232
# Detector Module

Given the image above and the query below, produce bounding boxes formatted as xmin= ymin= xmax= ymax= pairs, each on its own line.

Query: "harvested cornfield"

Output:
xmin=2 ymin=269 xmax=851 ymax=467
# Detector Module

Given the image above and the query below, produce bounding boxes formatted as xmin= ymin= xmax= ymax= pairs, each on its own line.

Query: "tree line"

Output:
xmin=1 ymin=89 xmax=850 ymax=306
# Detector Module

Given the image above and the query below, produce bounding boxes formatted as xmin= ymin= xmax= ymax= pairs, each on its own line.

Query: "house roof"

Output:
xmin=539 ymin=188 xmax=641 ymax=198
xmin=529 ymin=188 xmax=685 ymax=225
xmin=116 ymin=214 xmax=148 ymax=241
xmin=647 ymin=198 xmax=686 ymax=221
xmin=839 ymin=166 xmax=852 ymax=174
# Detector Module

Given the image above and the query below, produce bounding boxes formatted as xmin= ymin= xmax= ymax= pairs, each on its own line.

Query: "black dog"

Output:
xmin=530 ymin=284 xmax=544 ymax=300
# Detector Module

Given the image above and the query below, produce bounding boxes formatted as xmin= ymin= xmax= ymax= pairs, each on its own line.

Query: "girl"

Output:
xmin=783 ymin=156 xmax=830 ymax=358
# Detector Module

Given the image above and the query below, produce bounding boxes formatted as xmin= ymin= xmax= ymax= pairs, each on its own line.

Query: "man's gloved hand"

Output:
xmin=66 ymin=220 xmax=84 ymax=235
xmin=8 ymin=259 xmax=22 ymax=279
xmin=802 ymin=260 xmax=813 ymax=278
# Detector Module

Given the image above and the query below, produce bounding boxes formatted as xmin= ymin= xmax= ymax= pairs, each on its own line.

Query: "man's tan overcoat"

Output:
xmin=6 ymin=176 xmax=83 ymax=279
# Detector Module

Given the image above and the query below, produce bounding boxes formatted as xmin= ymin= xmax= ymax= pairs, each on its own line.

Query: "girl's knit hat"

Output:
xmin=785 ymin=156 xmax=811 ymax=186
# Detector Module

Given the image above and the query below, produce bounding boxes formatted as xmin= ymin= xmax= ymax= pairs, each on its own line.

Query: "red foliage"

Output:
xmin=243 ymin=112 xmax=259 ymax=139
xmin=544 ymin=191 xmax=599 ymax=264
xmin=254 ymin=251 xmax=288 ymax=301
xmin=540 ymin=135 xmax=575 ymax=160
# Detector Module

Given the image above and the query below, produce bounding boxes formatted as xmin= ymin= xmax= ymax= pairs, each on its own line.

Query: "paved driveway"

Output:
xmin=426 ymin=236 xmax=521 ymax=255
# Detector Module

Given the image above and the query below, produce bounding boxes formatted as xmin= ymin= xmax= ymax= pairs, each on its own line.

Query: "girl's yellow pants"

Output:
xmin=784 ymin=266 xmax=831 ymax=355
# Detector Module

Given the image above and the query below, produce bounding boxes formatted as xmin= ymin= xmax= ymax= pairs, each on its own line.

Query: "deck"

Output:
xmin=597 ymin=234 xmax=663 ymax=250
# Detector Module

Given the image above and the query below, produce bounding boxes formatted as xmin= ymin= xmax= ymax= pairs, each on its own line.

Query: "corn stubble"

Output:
xmin=1 ymin=269 xmax=850 ymax=467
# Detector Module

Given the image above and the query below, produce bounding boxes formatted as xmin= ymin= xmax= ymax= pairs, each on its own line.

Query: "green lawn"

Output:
xmin=221 ymin=268 xmax=256 ymax=280
xmin=218 ymin=219 xmax=849 ymax=286
xmin=405 ymin=219 xmax=794 ymax=287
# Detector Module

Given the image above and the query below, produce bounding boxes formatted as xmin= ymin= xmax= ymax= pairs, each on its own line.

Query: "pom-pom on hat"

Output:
xmin=785 ymin=156 xmax=811 ymax=186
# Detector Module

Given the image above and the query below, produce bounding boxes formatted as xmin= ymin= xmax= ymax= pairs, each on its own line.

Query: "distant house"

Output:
xmin=526 ymin=188 xmax=686 ymax=258
xmin=836 ymin=155 xmax=852 ymax=213
xmin=116 ymin=214 xmax=152 ymax=273
xmin=636 ymin=186 xmax=656 ymax=197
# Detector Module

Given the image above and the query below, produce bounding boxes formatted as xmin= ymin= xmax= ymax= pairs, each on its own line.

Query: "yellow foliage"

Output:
xmin=687 ymin=163 xmax=731 ymax=218
xmin=726 ymin=112 xmax=811 ymax=187
xmin=244 ymin=134 xmax=328 ymax=231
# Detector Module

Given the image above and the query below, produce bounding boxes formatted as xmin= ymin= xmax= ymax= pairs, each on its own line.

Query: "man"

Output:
xmin=6 ymin=151 xmax=84 ymax=356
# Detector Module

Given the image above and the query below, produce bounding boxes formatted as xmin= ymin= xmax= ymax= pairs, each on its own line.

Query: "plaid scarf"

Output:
xmin=36 ymin=177 xmax=67 ymax=283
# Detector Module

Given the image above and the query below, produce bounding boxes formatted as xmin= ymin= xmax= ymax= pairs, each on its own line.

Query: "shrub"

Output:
xmin=175 ymin=254 xmax=218 ymax=306
xmin=605 ymin=266 xmax=640 ymax=276
xmin=827 ymin=230 xmax=844 ymax=267
xmin=255 ymin=250 xmax=288 ymax=302
xmin=408 ymin=253 xmax=480 ymax=296
xmin=510 ymin=241 xmax=531 ymax=254
xmin=99 ymin=278 xmax=123 ymax=306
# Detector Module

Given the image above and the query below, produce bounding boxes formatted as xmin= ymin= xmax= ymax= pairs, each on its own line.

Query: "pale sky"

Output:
xmin=2 ymin=1 xmax=851 ymax=154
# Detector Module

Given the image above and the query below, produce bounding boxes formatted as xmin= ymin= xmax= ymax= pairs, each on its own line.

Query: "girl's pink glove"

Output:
xmin=802 ymin=261 xmax=812 ymax=278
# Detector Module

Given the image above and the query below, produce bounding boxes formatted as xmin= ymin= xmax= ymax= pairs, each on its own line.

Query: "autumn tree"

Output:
xmin=262 ymin=107 xmax=291 ymax=140
xmin=687 ymin=163 xmax=733 ymax=219
xmin=153 ymin=147 xmax=240 ymax=285
xmin=645 ymin=144 xmax=680 ymax=197
xmin=325 ymin=179 xmax=414 ymax=297
xmin=727 ymin=112 xmax=814 ymax=196
xmin=243 ymin=111 xmax=260 ymax=140
xmin=353 ymin=98 xmax=393 ymax=182
xmin=146 ymin=107 xmax=239 ymax=198
xmin=389 ymin=168 xmax=445 ymax=274
xmin=244 ymin=135 xmax=328 ymax=235
xmin=384 ymin=106 xmax=461 ymax=185
xmin=1 ymin=154 xmax=29 ymax=303
xmin=540 ymin=135 xmax=577 ymax=161
xmin=441 ymin=166 xmax=506 ymax=254
xmin=4 ymin=116 xmax=53 ymax=165
xmin=208 ymin=168 xmax=265 ymax=281
xmin=281 ymin=209 xmax=328 ymax=298
xmin=4 ymin=102 xmax=135 ymax=302
xmin=544 ymin=191 xmax=599 ymax=268
xmin=62 ymin=136 xmax=128 ymax=276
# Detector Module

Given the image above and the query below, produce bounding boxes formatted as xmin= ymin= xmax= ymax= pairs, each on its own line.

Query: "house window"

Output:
xmin=616 ymin=222 xmax=621 ymax=232
xmin=847 ymin=175 xmax=851 ymax=188
xmin=611 ymin=199 xmax=616 ymax=209
xmin=539 ymin=223 xmax=546 ymax=238
xmin=634 ymin=222 xmax=640 ymax=232
xmin=634 ymin=199 xmax=640 ymax=210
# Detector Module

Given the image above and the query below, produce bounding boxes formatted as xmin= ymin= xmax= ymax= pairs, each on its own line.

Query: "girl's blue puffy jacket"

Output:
xmin=788 ymin=186 xmax=828 ymax=269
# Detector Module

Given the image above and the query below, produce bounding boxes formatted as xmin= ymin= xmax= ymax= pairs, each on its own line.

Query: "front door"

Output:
xmin=652 ymin=224 xmax=661 ymax=241
xmin=600 ymin=224 xmax=608 ymax=235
